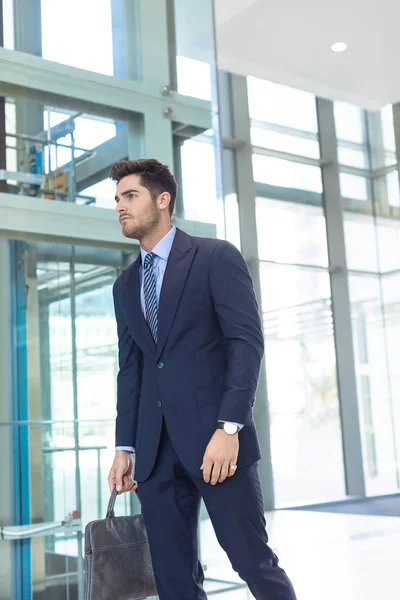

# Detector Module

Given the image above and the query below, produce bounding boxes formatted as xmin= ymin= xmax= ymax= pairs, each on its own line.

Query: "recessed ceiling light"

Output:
xmin=331 ymin=42 xmax=348 ymax=53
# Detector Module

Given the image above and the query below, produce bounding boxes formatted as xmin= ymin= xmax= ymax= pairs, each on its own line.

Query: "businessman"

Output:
xmin=108 ymin=159 xmax=297 ymax=599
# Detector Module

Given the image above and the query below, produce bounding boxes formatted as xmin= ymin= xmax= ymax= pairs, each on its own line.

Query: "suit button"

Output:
xmin=157 ymin=401 xmax=162 ymax=407
xmin=157 ymin=362 xmax=164 ymax=369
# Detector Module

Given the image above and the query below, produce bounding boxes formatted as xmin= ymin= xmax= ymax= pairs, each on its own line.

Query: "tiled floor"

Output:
xmin=200 ymin=509 xmax=400 ymax=599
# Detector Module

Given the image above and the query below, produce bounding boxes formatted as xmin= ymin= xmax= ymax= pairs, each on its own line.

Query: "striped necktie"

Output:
xmin=143 ymin=252 xmax=158 ymax=344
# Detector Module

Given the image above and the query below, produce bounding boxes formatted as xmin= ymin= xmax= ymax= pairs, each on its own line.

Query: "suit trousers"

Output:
xmin=138 ymin=420 xmax=297 ymax=600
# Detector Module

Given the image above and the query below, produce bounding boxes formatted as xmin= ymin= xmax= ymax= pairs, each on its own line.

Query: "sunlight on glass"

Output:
xmin=181 ymin=139 xmax=216 ymax=220
xmin=256 ymin=198 xmax=328 ymax=267
xmin=253 ymin=155 xmax=323 ymax=193
xmin=41 ymin=0 xmax=114 ymax=75
xmin=247 ymin=77 xmax=318 ymax=133
xmin=177 ymin=56 xmax=212 ymax=101
xmin=2 ymin=0 xmax=14 ymax=49
xmin=251 ymin=127 xmax=320 ymax=158
xmin=386 ymin=170 xmax=400 ymax=207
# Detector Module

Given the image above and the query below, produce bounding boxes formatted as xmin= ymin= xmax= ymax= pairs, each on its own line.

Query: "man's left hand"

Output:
xmin=201 ymin=429 xmax=239 ymax=485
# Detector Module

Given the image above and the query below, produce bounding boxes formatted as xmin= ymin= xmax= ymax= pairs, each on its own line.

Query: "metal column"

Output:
xmin=317 ymin=97 xmax=366 ymax=497
xmin=0 ymin=239 xmax=14 ymax=600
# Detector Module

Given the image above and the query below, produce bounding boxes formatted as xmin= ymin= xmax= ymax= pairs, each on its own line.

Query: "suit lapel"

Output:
xmin=121 ymin=228 xmax=197 ymax=359
xmin=156 ymin=228 xmax=197 ymax=360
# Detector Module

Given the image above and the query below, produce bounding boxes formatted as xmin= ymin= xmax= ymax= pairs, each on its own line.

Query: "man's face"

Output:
xmin=115 ymin=174 xmax=161 ymax=240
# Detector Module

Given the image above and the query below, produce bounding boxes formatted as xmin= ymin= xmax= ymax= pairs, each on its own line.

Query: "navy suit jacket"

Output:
xmin=113 ymin=227 xmax=264 ymax=483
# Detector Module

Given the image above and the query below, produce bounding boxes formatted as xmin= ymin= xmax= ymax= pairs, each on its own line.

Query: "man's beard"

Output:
xmin=123 ymin=211 xmax=160 ymax=240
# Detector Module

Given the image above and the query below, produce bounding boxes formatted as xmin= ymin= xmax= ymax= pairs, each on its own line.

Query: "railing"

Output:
xmin=42 ymin=444 xmax=107 ymax=520
xmin=1 ymin=515 xmax=81 ymax=540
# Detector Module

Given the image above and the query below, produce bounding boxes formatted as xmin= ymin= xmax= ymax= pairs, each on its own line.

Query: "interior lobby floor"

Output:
xmin=200 ymin=509 xmax=400 ymax=599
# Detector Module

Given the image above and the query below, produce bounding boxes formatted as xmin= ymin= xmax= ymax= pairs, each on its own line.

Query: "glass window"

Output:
xmin=344 ymin=211 xmax=378 ymax=272
xmin=340 ymin=173 xmax=370 ymax=201
xmin=256 ymin=198 xmax=328 ymax=267
xmin=259 ymin=264 xmax=345 ymax=506
xmin=380 ymin=104 xmax=397 ymax=166
xmin=349 ymin=274 xmax=399 ymax=495
xmin=337 ymin=146 xmax=368 ymax=169
xmin=180 ymin=138 xmax=224 ymax=236
xmin=2 ymin=0 xmax=14 ymax=49
xmin=174 ymin=0 xmax=214 ymax=101
xmin=375 ymin=216 xmax=400 ymax=276
xmin=334 ymin=102 xmax=365 ymax=143
xmin=80 ymin=178 xmax=117 ymax=210
xmin=386 ymin=170 xmax=400 ymax=207
xmin=253 ymin=154 xmax=323 ymax=194
xmin=251 ymin=126 xmax=320 ymax=159
xmin=247 ymin=77 xmax=318 ymax=133
xmin=41 ymin=0 xmax=114 ymax=75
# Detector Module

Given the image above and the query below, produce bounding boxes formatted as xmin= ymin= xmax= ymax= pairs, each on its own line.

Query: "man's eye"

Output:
xmin=129 ymin=193 xmax=136 ymax=199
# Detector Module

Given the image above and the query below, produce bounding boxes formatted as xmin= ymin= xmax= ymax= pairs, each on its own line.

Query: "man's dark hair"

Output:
xmin=109 ymin=159 xmax=177 ymax=216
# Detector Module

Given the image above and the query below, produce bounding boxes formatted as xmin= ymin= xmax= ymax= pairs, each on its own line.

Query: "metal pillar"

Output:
xmin=317 ymin=97 xmax=366 ymax=497
xmin=391 ymin=103 xmax=400 ymax=205
xmin=228 ymin=73 xmax=275 ymax=510
xmin=0 ymin=239 xmax=14 ymax=600
xmin=0 ymin=0 xmax=7 ymax=193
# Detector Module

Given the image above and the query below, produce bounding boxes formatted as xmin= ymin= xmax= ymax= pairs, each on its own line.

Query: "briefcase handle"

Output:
xmin=106 ymin=487 xmax=141 ymax=519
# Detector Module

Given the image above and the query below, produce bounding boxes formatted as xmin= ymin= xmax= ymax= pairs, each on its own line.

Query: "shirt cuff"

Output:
xmin=218 ymin=420 xmax=244 ymax=431
xmin=116 ymin=446 xmax=135 ymax=453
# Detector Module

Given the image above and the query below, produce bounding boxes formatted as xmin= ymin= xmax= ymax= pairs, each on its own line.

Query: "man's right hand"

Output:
xmin=108 ymin=450 xmax=137 ymax=495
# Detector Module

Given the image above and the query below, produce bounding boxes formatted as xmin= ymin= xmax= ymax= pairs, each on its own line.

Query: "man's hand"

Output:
xmin=108 ymin=450 xmax=137 ymax=495
xmin=201 ymin=429 xmax=239 ymax=485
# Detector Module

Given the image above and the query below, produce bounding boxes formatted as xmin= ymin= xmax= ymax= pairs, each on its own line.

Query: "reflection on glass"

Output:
xmin=259 ymin=264 xmax=345 ymax=506
xmin=253 ymin=154 xmax=323 ymax=193
xmin=256 ymin=198 xmax=328 ymax=267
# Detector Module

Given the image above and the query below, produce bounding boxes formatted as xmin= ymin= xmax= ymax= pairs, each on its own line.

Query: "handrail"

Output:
xmin=1 ymin=516 xmax=81 ymax=540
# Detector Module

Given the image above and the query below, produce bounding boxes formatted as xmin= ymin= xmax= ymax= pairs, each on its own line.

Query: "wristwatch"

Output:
xmin=217 ymin=422 xmax=239 ymax=435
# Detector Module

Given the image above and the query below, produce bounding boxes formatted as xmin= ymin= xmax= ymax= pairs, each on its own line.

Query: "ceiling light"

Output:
xmin=331 ymin=42 xmax=348 ymax=53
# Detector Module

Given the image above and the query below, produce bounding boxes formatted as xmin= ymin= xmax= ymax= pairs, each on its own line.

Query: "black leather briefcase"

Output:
xmin=84 ymin=488 xmax=158 ymax=600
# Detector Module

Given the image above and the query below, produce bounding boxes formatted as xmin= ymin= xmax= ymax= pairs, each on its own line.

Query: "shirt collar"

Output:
xmin=140 ymin=226 xmax=177 ymax=264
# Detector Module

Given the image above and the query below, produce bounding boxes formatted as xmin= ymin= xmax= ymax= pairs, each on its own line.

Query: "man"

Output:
xmin=108 ymin=158 xmax=297 ymax=600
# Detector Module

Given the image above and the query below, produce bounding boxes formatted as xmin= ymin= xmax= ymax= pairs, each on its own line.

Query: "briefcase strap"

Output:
xmin=106 ymin=488 xmax=141 ymax=518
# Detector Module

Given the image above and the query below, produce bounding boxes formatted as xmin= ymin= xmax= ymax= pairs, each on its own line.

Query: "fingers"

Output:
xmin=218 ymin=462 xmax=230 ymax=483
xmin=228 ymin=463 xmax=237 ymax=478
xmin=211 ymin=462 xmax=223 ymax=485
xmin=201 ymin=457 xmax=213 ymax=484
xmin=122 ymin=475 xmax=136 ymax=493
xmin=108 ymin=455 xmax=134 ymax=495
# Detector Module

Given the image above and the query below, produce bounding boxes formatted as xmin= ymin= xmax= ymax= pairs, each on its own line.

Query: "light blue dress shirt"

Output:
xmin=116 ymin=226 xmax=242 ymax=453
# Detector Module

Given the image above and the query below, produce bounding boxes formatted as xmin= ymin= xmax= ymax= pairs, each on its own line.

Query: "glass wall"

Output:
xmin=0 ymin=238 xmax=138 ymax=599
xmin=248 ymin=77 xmax=346 ymax=506
xmin=335 ymin=101 xmax=400 ymax=494
xmin=1 ymin=0 xmax=227 ymax=597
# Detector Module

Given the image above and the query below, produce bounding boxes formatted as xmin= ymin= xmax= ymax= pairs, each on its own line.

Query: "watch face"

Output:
xmin=224 ymin=422 xmax=238 ymax=435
